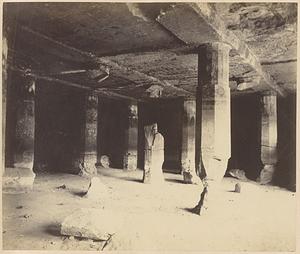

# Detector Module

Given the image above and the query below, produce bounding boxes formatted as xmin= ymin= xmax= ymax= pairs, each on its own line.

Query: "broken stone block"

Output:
xmin=84 ymin=177 xmax=108 ymax=200
xmin=100 ymin=155 xmax=110 ymax=168
xmin=60 ymin=208 xmax=122 ymax=241
xmin=228 ymin=169 xmax=248 ymax=181
xmin=234 ymin=183 xmax=241 ymax=193
xmin=2 ymin=167 xmax=35 ymax=193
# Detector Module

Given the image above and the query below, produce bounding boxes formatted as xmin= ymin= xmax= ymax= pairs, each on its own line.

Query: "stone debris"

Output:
xmin=60 ymin=208 xmax=122 ymax=241
xmin=56 ymin=184 xmax=66 ymax=190
xmin=84 ymin=177 xmax=108 ymax=200
xmin=228 ymin=169 xmax=248 ymax=181
xmin=234 ymin=183 xmax=241 ymax=193
xmin=100 ymin=155 xmax=110 ymax=168
xmin=16 ymin=206 xmax=23 ymax=209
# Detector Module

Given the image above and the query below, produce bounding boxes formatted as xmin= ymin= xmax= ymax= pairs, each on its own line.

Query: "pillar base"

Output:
xmin=77 ymin=153 xmax=98 ymax=177
xmin=123 ymin=153 xmax=137 ymax=171
xmin=257 ymin=164 xmax=275 ymax=185
xmin=3 ymin=167 xmax=36 ymax=193
xmin=182 ymin=171 xmax=201 ymax=184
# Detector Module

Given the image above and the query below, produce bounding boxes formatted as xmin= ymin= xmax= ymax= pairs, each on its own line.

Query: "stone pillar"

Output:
xmin=3 ymin=76 xmax=36 ymax=192
xmin=77 ymin=93 xmax=98 ymax=176
xmin=2 ymin=32 xmax=8 ymax=176
xmin=123 ymin=102 xmax=138 ymax=170
xmin=193 ymin=42 xmax=231 ymax=214
xmin=258 ymin=92 xmax=278 ymax=184
xmin=181 ymin=99 xmax=200 ymax=184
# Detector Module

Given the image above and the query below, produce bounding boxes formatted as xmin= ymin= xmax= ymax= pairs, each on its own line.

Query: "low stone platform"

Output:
xmin=2 ymin=167 xmax=36 ymax=193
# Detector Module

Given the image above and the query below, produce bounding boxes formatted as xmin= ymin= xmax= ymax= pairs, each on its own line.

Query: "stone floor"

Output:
xmin=2 ymin=167 xmax=296 ymax=251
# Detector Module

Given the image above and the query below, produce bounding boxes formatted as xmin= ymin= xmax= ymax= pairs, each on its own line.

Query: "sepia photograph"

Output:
xmin=1 ymin=1 xmax=298 ymax=252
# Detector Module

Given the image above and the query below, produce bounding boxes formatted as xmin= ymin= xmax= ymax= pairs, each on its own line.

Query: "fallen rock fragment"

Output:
xmin=60 ymin=208 xmax=122 ymax=241
xmin=234 ymin=183 xmax=241 ymax=193
xmin=228 ymin=169 xmax=248 ymax=181
xmin=56 ymin=184 xmax=66 ymax=190
xmin=100 ymin=155 xmax=110 ymax=168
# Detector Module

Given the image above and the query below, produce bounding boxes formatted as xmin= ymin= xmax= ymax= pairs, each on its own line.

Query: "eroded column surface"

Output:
xmin=77 ymin=93 xmax=98 ymax=176
xmin=193 ymin=42 xmax=231 ymax=214
xmin=3 ymin=75 xmax=36 ymax=192
xmin=258 ymin=92 xmax=278 ymax=184
xmin=181 ymin=99 xmax=200 ymax=184
xmin=123 ymin=102 xmax=138 ymax=170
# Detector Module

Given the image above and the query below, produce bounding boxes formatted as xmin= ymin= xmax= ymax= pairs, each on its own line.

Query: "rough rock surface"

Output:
xmin=99 ymin=155 xmax=110 ymax=168
xmin=60 ymin=208 xmax=123 ymax=241
xmin=2 ymin=167 xmax=36 ymax=193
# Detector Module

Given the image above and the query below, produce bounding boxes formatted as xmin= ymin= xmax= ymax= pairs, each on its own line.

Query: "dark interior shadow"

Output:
xmin=69 ymin=190 xmax=87 ymax=197
xmin=164 ymin=178 xmax=186 ymax=184
xmin=44 ymin=223 xmax=62 ymax=237
xmin=98 ymin=171 xmax=143 ymax=183
xmin=181 ymin=207 xmax=198 ymax=215
xmin=122 ymin=177 xmax=143 ymax=183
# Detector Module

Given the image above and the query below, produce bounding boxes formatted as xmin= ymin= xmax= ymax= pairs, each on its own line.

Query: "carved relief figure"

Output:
xmin=143 ymin=123 xmax=165 ymax=184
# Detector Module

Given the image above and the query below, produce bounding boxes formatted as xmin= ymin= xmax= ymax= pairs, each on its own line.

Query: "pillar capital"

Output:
xmin=198 ymin=42 xmax=232 ymax=52
xmin=261 ymin=90 xmax=277 ymax=97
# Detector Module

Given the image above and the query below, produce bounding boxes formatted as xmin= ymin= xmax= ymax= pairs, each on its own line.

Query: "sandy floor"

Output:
xmin=2 ymin=168 xmax=296 ymax=251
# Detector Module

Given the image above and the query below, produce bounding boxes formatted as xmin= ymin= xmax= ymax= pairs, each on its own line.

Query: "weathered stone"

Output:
xmin=84 ymin=177 xmax=108 ymax=200
xmin=143 ymin=123 xmax=165 ymax=184
xmin=257 ymin=164 xmax=275 ymax=185
xmin=123 ymin=103 xmax=138 ymax=171
xmin=259 ymin=93 xmax=277 ymax=184
xmin=2 ymin=167 xmax=36 ymax=193
xmin=75 ymin=93 xmax=98 ymax=176
xmin=100 ymin=155 xmax=110 ymax=168
xmin=60 ymin=208 xmax=122 ymax=241
xmin=194 ymin=42 xmax=231 ymax=213
xmin=234 ymin=183 xmax=241 ymax=193
xmin=228 ymin=169 xmax=248 ymax=181
xmin=181 ymin=99 xmax=200 ymax=184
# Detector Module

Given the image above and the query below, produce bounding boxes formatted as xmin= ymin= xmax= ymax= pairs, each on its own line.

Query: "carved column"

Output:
xmin=2 ymin=31 xmax=8 ymax=175
xmin=193 ymin=42 xmax=231 ymax=214
xmin=181 ymin=99 xmax=200 ymax=184
xmin=76 ymin=93 xmax=98 ymax=176
xmin=258 ymin=91 xmax=278 ymax=184
xmin=123 ymin=102 xmax=138 ymax=170
xmin=3 ymin=74 xmax=36 ymax=192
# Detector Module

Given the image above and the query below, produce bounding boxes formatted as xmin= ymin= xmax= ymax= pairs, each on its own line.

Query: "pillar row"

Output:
xmin=193 ymin=42 xmax=231 ymax=214
xmin=258 ymin=92 xmax=278 ymax=184
xmin=123 ymin=102 xmax=138 ymax=170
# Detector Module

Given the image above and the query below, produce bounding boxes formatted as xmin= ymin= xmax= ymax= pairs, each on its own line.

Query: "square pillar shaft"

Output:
xmin=182 ymin=99 xmax=199 ymax=183
xmin=123 ymin=102 xmax=138 ymax=170
xmin=259 ymin=92 xmax=278 ymax=184
xmin=3 ymin=75 xmax=36 ymax=192
xmin=197 ymin=42 xmax=231 ymax=184
xmin=76 ymin=93 xmax=98 ymax=175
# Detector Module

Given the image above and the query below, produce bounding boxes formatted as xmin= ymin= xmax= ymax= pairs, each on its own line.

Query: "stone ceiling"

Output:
xmin=4 ymin=2 xmax=297 ymax=100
